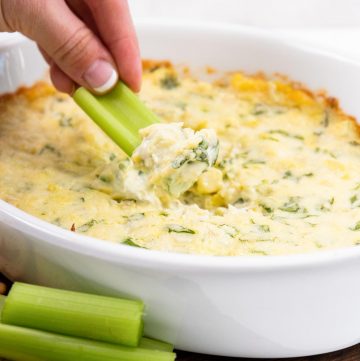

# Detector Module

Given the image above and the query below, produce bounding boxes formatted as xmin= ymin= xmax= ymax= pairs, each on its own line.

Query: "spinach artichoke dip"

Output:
xmin=1 ymin=61 xmax=360 ymax=256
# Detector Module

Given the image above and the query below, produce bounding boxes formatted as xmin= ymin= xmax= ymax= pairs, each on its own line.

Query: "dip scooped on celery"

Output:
xmin=133 ymin=122 xmax=219 ymax=200
xmin=74 ymin=81 xmax=220 ymax=205
xmin=92 ymin=122 xmax=219 ymax=205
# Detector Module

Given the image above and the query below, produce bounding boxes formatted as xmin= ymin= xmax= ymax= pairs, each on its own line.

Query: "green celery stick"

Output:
xmin=73 ymin=82 xmax=160 ymax=156
xmin=0 ymin=294 xmax=6 ymax=321
xmin=140 ymin=337 xmax=174 ymax=352
xmin=0 ymin=294 xmax=5 ymax=307
xmin=2 ymin=282 xmax=144 ymax=347
xmin=0 ymin=323 xmax=176 ymax=361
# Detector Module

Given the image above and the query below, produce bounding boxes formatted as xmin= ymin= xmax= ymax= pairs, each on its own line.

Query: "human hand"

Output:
xmin=0 ymin=0 xmax=141 ymax=94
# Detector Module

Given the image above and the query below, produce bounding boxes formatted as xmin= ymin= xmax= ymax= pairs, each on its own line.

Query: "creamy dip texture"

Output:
xmin=1 ymin=62 xmax=360 ymax=256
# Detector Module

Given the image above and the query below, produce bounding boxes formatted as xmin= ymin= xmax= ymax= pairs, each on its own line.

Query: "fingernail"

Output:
xmin=83 ymin=60 xmax=118 ymax=93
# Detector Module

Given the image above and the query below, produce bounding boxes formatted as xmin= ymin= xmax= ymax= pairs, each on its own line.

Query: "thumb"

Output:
xmin=1 ymin=0 xmax=118 ymax=93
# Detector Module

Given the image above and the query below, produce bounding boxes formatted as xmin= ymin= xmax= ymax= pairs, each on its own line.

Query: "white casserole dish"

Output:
xmin=0 ymin=21 xmax=360 ymax=358
xmin=0 ymin=32 xmax=46 ymax=94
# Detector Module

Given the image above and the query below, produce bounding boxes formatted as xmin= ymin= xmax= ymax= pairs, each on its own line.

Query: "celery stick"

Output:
xmin=140 ymin=337 xmax=174 ymax=352
xmin=0 ymin=294 xmax=5 ymax=307
xmin=0 ymin=324 xmax=176 ymax=361
xmin=2 ymin=282 xmax=144 ymax=347
xmin=73 ymin=82 xmax=159 ymax=156
xmin=0 ymin=295 xmax=6 ymax=322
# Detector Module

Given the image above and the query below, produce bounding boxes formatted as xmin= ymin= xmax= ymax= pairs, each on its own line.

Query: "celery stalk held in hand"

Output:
xmin=1 ymin=282 xmax=144 ymax=347
xmin=74 ymin=82 xmax=159 ymax=156
xmin=75 ymin=82 xmax=220 ymax=204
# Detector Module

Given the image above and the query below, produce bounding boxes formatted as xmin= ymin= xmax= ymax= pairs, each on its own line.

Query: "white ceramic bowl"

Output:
xmin=1 ymin=21 xmax=360 ymax=358
xmin=0 ymin=32 xmax=47 ymax=94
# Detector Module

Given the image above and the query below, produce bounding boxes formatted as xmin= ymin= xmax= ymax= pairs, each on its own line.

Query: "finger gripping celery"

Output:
xmin=2 ymin=282 xmax=144 ymax=347
xmin=0 ymin=324 xmax=176 ymax=361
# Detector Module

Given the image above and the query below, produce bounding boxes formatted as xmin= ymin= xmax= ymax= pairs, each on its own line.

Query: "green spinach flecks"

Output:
xmin=321 ymin=109 xmax=330 ymax=127
xmin=250 ymin=249 xmax=268 ymax=256
xmin=243 ymin=159 xmax=266 ymax=168
xmin=160 ymin=74 xmax=180 ymax=89
xmin=168 ymin=224 xmax=196 ymax=234
xmin=78 ymin=219 xmax=98 ymax=232
xmin=252 ymin=103 xmax=268 ymax=115
xmin=121 ymin=238 xmax=145 ymax=248
xmin=350 ymin=221 xmax=360 ymax=231
xmin=39 ymin=144 xmax=61 ymax=157
xmin=279 ymin=197 xmax=302 ymax=213
xmin=258 ymin=224 xmax=270 ymax=232
xmin=124 ymin=213 xmax=145 ymax=222
xmin=259 ymin=203 xmax=273 ymax=214
xmin=219 ymin=224 xmax=238 ymax=238
xmin=59 ymin=115 xmax=73 ymax=127
xmin=268 ymin=129 xmax=304 ymax=141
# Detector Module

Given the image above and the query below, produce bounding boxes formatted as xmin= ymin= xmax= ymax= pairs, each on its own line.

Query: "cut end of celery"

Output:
xmin=140 ymin=337 xmax=174 ymax=352
xmin=73 ymin=82 xmax=160 ymax=156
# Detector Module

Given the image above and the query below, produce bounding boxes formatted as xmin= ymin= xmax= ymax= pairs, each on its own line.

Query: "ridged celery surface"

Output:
xmin=73 ymin=82 xmax=160 ymax=156
xmin=2 ymin=282 xmax=144 ymax=347
xmin=140 ymin=337 xmax=174 ymax=352
xmin=0 ymin=294 xmax=5 ymax=321
xmin=0 ymin=324 xmax=176 ymax=361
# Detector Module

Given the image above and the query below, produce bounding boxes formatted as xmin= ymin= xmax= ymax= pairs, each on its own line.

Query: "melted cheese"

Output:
xmin=0 ymin=64 xmax=360 ymax=256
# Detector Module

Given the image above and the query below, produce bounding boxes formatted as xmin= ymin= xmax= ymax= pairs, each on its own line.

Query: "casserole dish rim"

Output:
xmin=1 ymin=198 xmax=360 ymax=271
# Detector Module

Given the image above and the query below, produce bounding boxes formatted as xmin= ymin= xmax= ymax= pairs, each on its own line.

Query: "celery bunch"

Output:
xmin=0 ymin=282 xmax=175 ymax=361
xmin=2 ymin=282 xmax=143 ymax=346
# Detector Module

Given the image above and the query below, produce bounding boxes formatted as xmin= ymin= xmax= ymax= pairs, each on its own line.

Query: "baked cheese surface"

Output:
xmin=1 ymin=62 xmax=360 ymax=256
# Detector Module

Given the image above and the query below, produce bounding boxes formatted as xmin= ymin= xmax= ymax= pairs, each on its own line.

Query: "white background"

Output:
xmin=129 ymin=0 xmax=360 ymax=28
xmin=128 ymin=0 xmax=360 ymax=61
